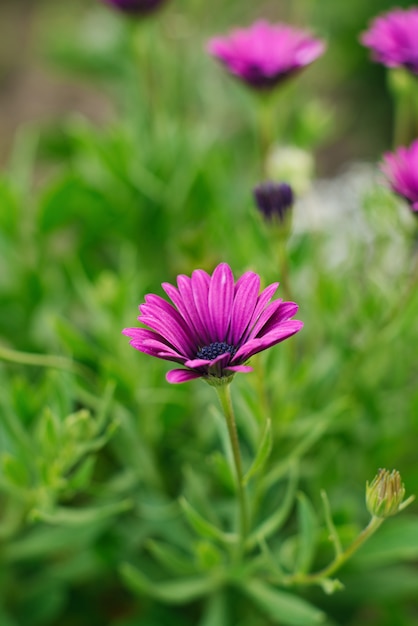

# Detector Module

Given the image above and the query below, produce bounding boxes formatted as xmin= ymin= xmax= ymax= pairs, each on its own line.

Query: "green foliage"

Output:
xmin=0 ymin=0 xmax=417 ymax=625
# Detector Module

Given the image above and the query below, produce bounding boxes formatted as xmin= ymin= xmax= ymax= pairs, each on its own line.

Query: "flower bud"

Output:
xmin=366 ymin=469 xmax=406 ymax=519
xmin=253 ymin=181 xmax=294 ymax=224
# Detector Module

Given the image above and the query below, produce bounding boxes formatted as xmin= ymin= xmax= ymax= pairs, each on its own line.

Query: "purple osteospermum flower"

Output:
xmin=360 ymin=8 xmax=418 ymax=74
xmin=381 ymin=140 xmax=418 ymax=212
xmin=123 ymin=263 xmax=303 ymax=384
xmin=254 ymin=181 xmax=294 ymax=223
xmin=101 ymin=0 xmax=168 ymax=15
xmin=207 ymin=20 xmax=326 ymax=90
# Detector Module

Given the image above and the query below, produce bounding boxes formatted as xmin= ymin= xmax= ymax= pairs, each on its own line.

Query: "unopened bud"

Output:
xmin=366 ymin=469 xmax=406 ymax=519
xmin=253 ymin=181 xmax=294 ymax=225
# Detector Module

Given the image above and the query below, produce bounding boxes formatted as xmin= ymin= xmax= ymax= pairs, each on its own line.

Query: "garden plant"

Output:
xmin=1 ymin=1 xmax=418 ymax=625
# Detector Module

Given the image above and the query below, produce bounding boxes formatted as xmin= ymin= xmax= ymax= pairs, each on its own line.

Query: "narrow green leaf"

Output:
xmin=36 ymin=408 xmax=61 ymax=453
xmin=179 ymin=497 xmax=236 ymax=545
xmin=247 ymin=462 xmax=299 ymax=550
xmin=30 ymin=499 xmax=133 ymax=526
xmin=243 ymin=418 xmax=272 ymax=485
xmin=146 ymin=539 xmax=196 ymax=576
xmin=199 ymin=593 xmax=228 ymax=626
xmin=295 ymin=492 xmax=317 ymax=575
xmin=120 ymin=563 xmax=218 ymax=604
xmin=320 ymin=490 xmax=342 ymax=558
xmin=2 ymin=454 xmax=30 ymax=489
xmin=242 ymin=579 xmax=325 ymax=626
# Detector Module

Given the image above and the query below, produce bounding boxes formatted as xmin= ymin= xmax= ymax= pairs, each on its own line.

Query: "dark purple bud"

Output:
xmin=253 ymin=181 xmax=294 ymax=223
xmin=101 ymin=0 xmax=168 ymax=16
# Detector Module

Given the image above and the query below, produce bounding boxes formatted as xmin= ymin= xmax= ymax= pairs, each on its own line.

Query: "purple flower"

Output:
xmin=254 ymin=181 xmax=294 ymax=223
xmin=123 ymin=263 xmax=303 ymax=384
xmin=101 ymin=0 xmax=168 ymax=15
xmin=381 ymin=140 xmax=418 ymax=212
xmin=360 ymin=8 xmax=418 ymax=74
xmin=207 ymin=20 xmax=326 ymax=89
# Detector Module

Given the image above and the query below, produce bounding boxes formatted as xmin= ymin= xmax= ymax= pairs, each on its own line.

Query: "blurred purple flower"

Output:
xmin=254 ymin=181 xmax=294 ymax=223
xmin=207 ymin=20 xmax=326 ymax=89
xmin=381 ymin=140 xmax=418 ymax=212
xmin=101 ymin=0 xmax=168 ymax=15
xmin=123 ymin=263 xmax=303 ymax=384
xmin=360 ymin=8 xmax=418 ymax=74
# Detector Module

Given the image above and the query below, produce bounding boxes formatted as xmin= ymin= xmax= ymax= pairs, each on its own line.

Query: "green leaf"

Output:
xmin=243 ymin=418 xmax=272 ymax=485
xmin=36 ymin=408 xmax=61 ymax=453
xmin=247 ymin=462 xmax=298 ymax=550
xmin=242 ymin=579 xmax=325 ymax=626
xmin=1 ymin=454 xmax=30 ymax=490
xmin=179 ymin=497 xmax=236 ymax=545
xmin=295 ymin=492 xmax=317 ymax=575
xmin=199 ymin=593 xmax=228 ymax=626
xmin=146 ymin=540 xmax=196 ymax=576
xmin=209 ymin=452 xmax=235 ymax=492
xmin=120 ymin=564 xmax=218 ymax=604
xmin=30 ymin=499 xmax=133 ymax=526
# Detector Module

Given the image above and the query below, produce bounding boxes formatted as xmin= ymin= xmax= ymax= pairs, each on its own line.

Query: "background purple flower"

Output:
xmin=207 ymin=20 xmax=326 ymax=89
xmin=360 ymin=8 xmax=418 ymax=74
xmin=101 ymin=0 xmax=168 ymax=15
xmin=254 ymin=181 xmax=294 ymax=223
xmin=123 ymin=263 xmax=303 ymax=383
xmin=381 ymin=140 xmax=418 ymax=212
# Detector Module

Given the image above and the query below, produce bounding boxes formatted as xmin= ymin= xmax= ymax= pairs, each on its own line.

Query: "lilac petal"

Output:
xmin=234 ymin=320 xmax=303 ymax=361
xmin=166 ymin=369 xmax=203 ymax=384
xmin=162 ymin=281 xmax=201 ymax=345
xmin=208 ymin=263 xmax=234 ymax=341
xmin=139 ymin=294 xmax=196 ymax=354
xmin=141 ymin=338 xmax=187 ymax=362
xmin=122 ymin=327 xmax=171 ymax=357
xmin=176 ymin=274 xmax=211 ymax=345
xmin=247 ymin=299 xmax=283 ymax=339
xmin=225 ymin=364 xmax=253 ymax=374
xmin=257 ymin=302 xmax=299 ymax=336
xmin=229 ymin=272 xmax=260 ymax=344
xmin=243 ymin=282 xmax=279 ymax=339
xmin=184 ymin=352 xmax=231 ymax=370
xmin=191 ymin=269 xmax=212 ymax=342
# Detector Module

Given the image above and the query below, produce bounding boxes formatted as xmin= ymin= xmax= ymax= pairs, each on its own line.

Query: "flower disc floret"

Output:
xmin=380 ymin=140 xmax=418 ymax=212
xmin=361 ymin=8 xmax=418 ymax=74
xmin=123 ymin=263 xmax=303 ymax=383
xmin=207 ymin=20 xmax=326 ymax=89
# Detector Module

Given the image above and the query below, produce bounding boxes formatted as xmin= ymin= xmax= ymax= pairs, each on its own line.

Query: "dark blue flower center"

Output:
xmin=196 ymin=341 xmax=237 ymax=361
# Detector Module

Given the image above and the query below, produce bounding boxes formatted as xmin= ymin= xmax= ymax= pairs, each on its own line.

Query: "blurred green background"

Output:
xmin=0 ymin=1 xmax=418 ymax=625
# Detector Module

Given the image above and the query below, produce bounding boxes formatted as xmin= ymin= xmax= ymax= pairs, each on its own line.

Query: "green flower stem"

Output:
xmin=215 ymin=383 xmax=249 ymax=554
xmin=388 ymin=69 xmax=418 ymax=147
xmin=285 ymin=515 xmax=384 ymax=587
xmin=276 ymin=229 xmax=292 ymax=301
xmin=257 ymin=94 xmax=276 ymax=178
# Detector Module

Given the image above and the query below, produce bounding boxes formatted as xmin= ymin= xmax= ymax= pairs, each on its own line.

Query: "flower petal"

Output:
xmin=234 ymin=320 xmax=303 ymax=361
xmin=229 ymin=271 xmax=260 ymax=344
xmin=176 ymin=274 xmax=211 ymax=345
xmin=256 ymin=301 xmax=299 ymax=337
xmin=208 ymin=263 xmax=234 ymax=341
xmin=166 ymin=369 xmax=203 ymax=384
xmin=242 ymin=282 xmax=279 ymax=342
xmin=191 ymin=269 xmax=212 ymax=344
xmin=225 ymin=364 xmax=253 ymax=374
